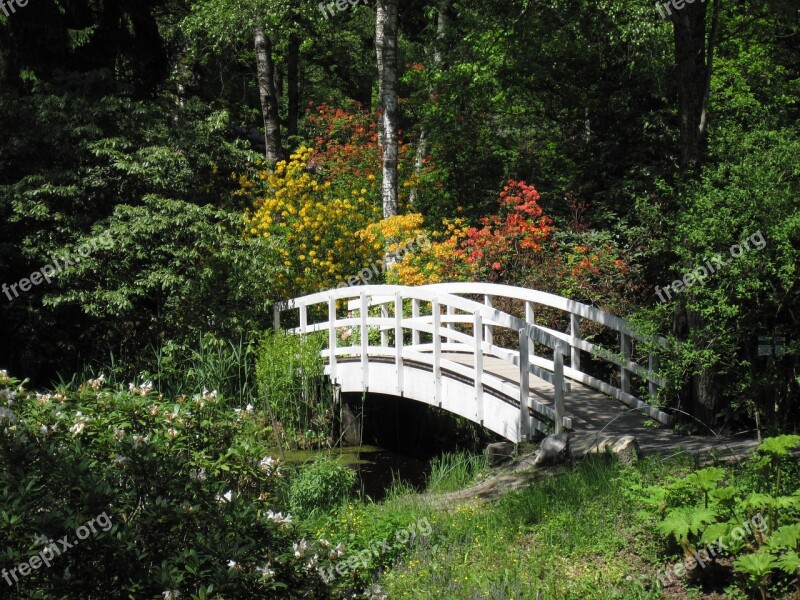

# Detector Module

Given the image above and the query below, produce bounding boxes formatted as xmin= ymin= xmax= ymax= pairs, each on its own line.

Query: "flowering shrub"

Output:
xmin=390 ymin=180 xmax=553 ymax=285
xmin=0 ymin=370 xmax=328 ymax=599
xmin=304 ymin=100 xmax=412 ymax=207
xmin=243 ymin=147 xmax=381 ymax=298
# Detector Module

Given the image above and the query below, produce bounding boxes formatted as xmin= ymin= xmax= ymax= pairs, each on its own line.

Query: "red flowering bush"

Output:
xmin=460 ymin=179 xmax=553 ymax=281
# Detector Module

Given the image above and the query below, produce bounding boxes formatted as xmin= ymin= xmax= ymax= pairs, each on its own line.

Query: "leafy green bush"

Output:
xmin=0 ymin=370 xmax=326 ymax=599
xmin=635 ymin=436 xmax=800 ymax=598
xmin=288 ymin=457 xmax=356 ymax=519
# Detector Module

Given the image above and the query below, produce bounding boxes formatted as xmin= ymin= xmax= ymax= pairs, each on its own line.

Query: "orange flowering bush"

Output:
xmin=243 ymin=147 xmax=380 ymax=298
xmin=391 ymin=180 xmax=553 ymax=285
xmin=556 ymin=239 xmax=634 ymax=307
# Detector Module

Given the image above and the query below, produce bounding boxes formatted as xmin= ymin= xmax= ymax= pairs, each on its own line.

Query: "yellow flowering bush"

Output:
xmin=243 ymin=147 xmax=381 ymax=298
xmin=388 ymin=217 xmax=477 ymax=285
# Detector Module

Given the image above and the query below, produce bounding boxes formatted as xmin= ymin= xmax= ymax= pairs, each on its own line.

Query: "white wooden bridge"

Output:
xmin=274 ymin=283 xmax=672 ymax=443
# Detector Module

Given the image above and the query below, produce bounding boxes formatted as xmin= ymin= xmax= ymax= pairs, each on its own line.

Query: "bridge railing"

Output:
xmin=341 ymin=282 xmax=671 ymax=426
xmin=274 ymin=285 xmax=573 ymax=438
xmin=418 ymin=283 xmax=670 ymax=425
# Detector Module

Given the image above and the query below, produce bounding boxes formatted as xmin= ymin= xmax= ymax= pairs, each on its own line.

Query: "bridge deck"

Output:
xmin=442 ymin=352 xmax=758 ymax=458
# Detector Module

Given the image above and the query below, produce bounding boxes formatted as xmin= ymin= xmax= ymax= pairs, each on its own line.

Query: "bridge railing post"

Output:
xmin=570 ymin=313 xmax=581 ymax=371
xmin=395 ymin=292 xmax=404 ymax=395
xmin=525 ymin=301 xmax=535 ymax=358
xmin=360 ymin=291 xmax=368 ymax=389
xmin=412 ymin=299 xmax=420 ymax=346
xmin=473 ymin=312 xmax=484 ymax=424
xmin=299 ymin=302 xmax=307 ymax=334
xmin=484 ymin=295 xmax=494 ymax=347
xmin=328 ymin=297 xmax=337 ymax=382
xmin=518 ymin=327 xmax=530 ymax=440
xmin=273 ymin=304 xmax=281 ymax=332
xmin=433 ymin=298 xmax=442 ymax=407
xmin=380 ymin=304 xmax=389 ymax=347
xmin=620 ymin=333 xmax=631 ymax=395
xmin=553 ymin=348 xmax=565 ymax=434
xmin=648 ymin=352 xmax=659 ymax=397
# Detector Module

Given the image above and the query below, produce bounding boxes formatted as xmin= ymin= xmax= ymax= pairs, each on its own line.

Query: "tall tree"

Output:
xmin=253 ymin=26 xmax=283 ymax=162
xmin=184 ymin=0 xmax=287 ymax=163
xmin=661 ymin=0 xmax=721 ymax=171
xmin=376 ymin=0 xmax=398 ymax=218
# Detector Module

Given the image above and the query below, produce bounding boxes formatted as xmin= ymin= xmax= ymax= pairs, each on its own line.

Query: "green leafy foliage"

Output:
xmin=0 ymin=371 xmax=325 ymax=598
xmin=288 ymin=456 xmax=356 ymax=519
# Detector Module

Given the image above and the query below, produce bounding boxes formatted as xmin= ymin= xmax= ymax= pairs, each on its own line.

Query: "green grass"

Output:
xmin=317 ymin=456 xmax=689 ymax=600
xmin=426 ymin=450 xmax=488 ymax=493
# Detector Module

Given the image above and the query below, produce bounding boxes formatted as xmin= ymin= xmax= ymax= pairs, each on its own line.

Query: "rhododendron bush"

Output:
xmin=0 ymin=371 xmax=329 ymax=599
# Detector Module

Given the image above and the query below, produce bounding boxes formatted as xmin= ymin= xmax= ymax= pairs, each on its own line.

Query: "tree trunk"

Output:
xmin=376 ymin=0 xmax=398 ymax=219
xmin=410 ymin=0 xmax=451 ymax=206
xmin=665 ymin=0 xmax=722 ymax=424
xmin=253 ymin=26 xmax=283 ymax=164
xmin=666 ymin=0 xmax=719 ymax=171
xmin=287 ymin=34 xmax=300 ymax=139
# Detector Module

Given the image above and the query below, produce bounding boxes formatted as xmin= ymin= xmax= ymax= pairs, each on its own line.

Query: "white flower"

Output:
xmin=70 ymin=414 xmax=89 ymax=435
xmin=129 ymin=381 xmax=153 ymax=396
xmin=293 ymin=539 xmax=308 ymax=558
xmin=264 ymin=510 xmax=292 ymax=525
xmin=245 ymin=404 xmax=254 ymax=413
xmin=259 ymin=456 xmax=279 ymax=474
xmin=217 ymin=490 xmax=233 ymax=503
xmin=334 ymin=542 xmax=345 ymax=558
xmin=40 ymin=424 xmax=49 ymax=436
xmin=88 ymin=374 xmax=105 ymax=390
xmin=35 ymin=393 xmax=52 ymax=404
xmin=227 ymin=560 xmax=240 ymax=570
xmin=113 ymin=428 xmax=125 ymax=441
xmin=256 ymin=563 xmax=274 ymax=580
xmin=162 ymin=591 xmax=181 ymax=600
xmin=166 ymin=428 xmax=178 ymax=440
xmin=114 ymin=454 xmax=129 ymax=468
xmin=132 ymin=435 xmax=148 ymax=448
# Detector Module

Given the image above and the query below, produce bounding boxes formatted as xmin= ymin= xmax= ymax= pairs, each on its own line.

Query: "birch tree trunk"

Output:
xmin=287 ymin=34 xmax=300 ymax=138
xmin=253 ymin=26 xmax=283 ymax=164
xmin=376 ymin=0 xmax=398 ymax=219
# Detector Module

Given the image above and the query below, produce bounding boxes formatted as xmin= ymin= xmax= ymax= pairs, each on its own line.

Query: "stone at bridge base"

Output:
xmin=571 ymin=434 xmax=641 ymax=464
xmin=487 ymin=442 xmax=515 ymax=467
xmin=533 ymin=432 xmax=572 ymax=466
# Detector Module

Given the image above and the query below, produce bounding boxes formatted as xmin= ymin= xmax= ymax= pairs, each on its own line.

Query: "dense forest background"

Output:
xmin=0 ymin=0 xmax=798 ymax=433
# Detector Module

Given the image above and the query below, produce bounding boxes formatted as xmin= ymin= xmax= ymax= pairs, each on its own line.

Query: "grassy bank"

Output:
xmin=308 ymin=444 xmax=800 ymax=600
